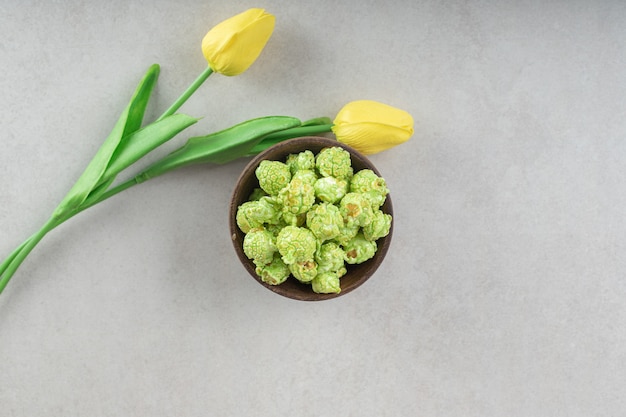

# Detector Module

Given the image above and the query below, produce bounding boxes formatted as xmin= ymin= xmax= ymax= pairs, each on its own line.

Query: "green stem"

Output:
xmin=264 ymin=123 xmax=333 ymax=140
xmin=0 ymin=240 xmax=29 ymax=277
xmin=53 ymin=177 xmax=141 ymax=230
xmin=0 ymin=177 xmax=140 ymax=295
xmin=0 ymin=217 xmax=59 ymax=295
xmin=85 ymin=177 xmax=141 ymax=209
xmin=247 ymin=123 xmax=333 ymax=155
xmin=156 ymin=66 xmax=213 ymax=122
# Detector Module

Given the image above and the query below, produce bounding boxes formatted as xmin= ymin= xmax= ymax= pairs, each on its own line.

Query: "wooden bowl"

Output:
xmin=229 ymin=136 xmax=393 ymax=301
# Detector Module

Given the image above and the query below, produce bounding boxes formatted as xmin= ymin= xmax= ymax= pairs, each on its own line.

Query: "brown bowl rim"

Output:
xmin=229 ymin=136 xmax=393 ymax=301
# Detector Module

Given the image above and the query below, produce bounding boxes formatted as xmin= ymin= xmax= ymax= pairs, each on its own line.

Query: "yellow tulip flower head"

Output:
xmin=332 ymin=100 xmax=414 ymax=155
xmin=202 ymin=8 xmax=275 ymax=76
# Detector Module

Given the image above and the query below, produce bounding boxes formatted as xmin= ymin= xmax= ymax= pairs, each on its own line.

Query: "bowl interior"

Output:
xmin=229 ymin=136 xmax=393 ymax=301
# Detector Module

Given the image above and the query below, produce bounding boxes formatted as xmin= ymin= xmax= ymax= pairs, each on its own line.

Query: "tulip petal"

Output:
xmin=334 ymin=100 xmax=414 ymax=130
xmin=332 ymin=100 xmax=414 ymax=154
xmin=333 ymin=122 xmax=412 ymax=155
xmin=202 ymin=8 xmax=275 ymax=76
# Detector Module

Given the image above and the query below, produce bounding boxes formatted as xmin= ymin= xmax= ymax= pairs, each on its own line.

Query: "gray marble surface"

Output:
xmin=1 ymin=1 xmax=625 ymax=415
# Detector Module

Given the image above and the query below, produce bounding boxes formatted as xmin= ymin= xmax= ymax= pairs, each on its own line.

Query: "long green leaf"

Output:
xmin=135 ymin=116 xmax=302 ymax=182
xmin=301 ymin=117 xmax=332 ymax=127
xmin=246 ymin=122 xmax=334 ymax=156
xmin=122 ymin=64 xmax=161 ymax=137
xmin=52 ymin=64 xmax=160 ymax=218
xmin=83 ymin=176 xmax=116 ymax=206
xmin=102 ymin=114 xmax=198 ymax=183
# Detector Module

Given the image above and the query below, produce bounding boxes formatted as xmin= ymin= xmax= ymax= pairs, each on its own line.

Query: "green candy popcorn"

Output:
xmin=255 ymin=253 xmax=290 ymax=285
xmin=311 ymin=271 xmax=342 ymax=294
xmin=315 ymin=242 xmax=346 ymax=274
xmin=239 ymin=146 xmax=393 ymax=293
xmin=248 ymin=187 xmax=268 ymax=201
xmin=350 ymin=169 xmax=389 ymax=208
xmin=333 ymin=221 xmax=360 ymax=246
xmin=276 ymin=225 xmax=317 ymax=265
xmin=236 ymin=197 xmax=281 ymax=233
xmin=282 ymin=212 xmax=306 ymax=227
xmin=315 ymin=147 xmax=353 ymax=179
xmin=363 ymin=210 xmax=392 ymax=241
xmin=256 ymin=160 xmax=291 ymax=195
xmin=313 ymin=176 xmax=348 ymax=204
xmin=339 ymin=192 xmax=374 ymax=227
xmin=289 ymin=260 xmax=318 ymax=283
xmin=286 ymin=150 xmax=315 ymax=174
xmin=306 ymin=203 xmax=343 ymax=242
xmin=361 ymin=191 xmax=387 ymax=210
xmin=236 ymin=201 xmax=261 ymax=233
xmin=278 ymin=177 xmax=315 ymax=216
xmin=243 ymin=228 xmax=277 ymax=266
xmin=343 ymin=232 xmax=377 ymax=264
xmin=292 ymin=169 xmax=318 ymax=186
xmin=264 ymin=218 xmax=288 ymax=237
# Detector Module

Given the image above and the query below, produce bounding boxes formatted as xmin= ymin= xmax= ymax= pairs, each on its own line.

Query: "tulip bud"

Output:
xmin=332 ymin=100 xmax=414 ymax=155
xmin=202 ymin=8 xmax=275 ymax=76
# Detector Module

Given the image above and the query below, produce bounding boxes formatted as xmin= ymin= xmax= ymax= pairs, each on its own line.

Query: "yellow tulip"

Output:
xmin=332 ymin=100 xmax=414 ymax=155
xmin=201 ymin=8 xmax=275 ymax=76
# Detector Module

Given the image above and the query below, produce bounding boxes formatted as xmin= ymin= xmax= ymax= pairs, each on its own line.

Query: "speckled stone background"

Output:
xmin=1 ymin=1 xmax=625 ymax=415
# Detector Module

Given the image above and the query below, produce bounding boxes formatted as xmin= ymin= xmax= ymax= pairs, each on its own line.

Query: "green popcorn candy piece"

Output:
xmin=315 ymin=242 xmax=346 ymax=274
xmin=315 ymin=147 xmax=353 ymax=179
xmin=264 ymin=218 xmax=288 ymax=238
xmin=286 ymin=150 xmax=315 ymax=174
xmin=306 ymin=203 xmax=343 ymax=242
xmin=333 ymin=221 xmax=360 ymax=246
xmin=282 ymin=212 xmax=306 ymax=227
xmin=361 ymin=190 xmax=387 ymax=210
xmin=313 ymin=176 xmax=348 ymax=204
xmin=256 ymin=160 xmax=291 ymax=196
xmin=311 ymin=271 xmax=342 ymax=294
xmin=248 ymin=187 xmax=268 ymax=201
xmin=289 ymin=260 xmax=318 ymax=283
xmin=339 ymin=192 xmax=374 ymax=227
xmin=292 ymin=169 xmax=318 ymax=186
xmin=255 ymin=253 xmax=290 ymax=285
xmin=236 ymin=197 xmax=281 ymax=233
xmin=276 ymin=225 xmax=317 ymax=265
xmin=343 ymin=232 xmax=377 ymax=264
xmin=350 ymin=169 xmax=389 ymax=208
xmin=278 ymin=177 xmax=315 ymax=216
xmin=243 ymin=228 xmax=277 ymax=266
xmin=363 ymin=210 xmax=392 ymax=241
xmin=236 ymin=201 xmax=262 ymax=233
xmin=350 ymin=169 xmax=389 ymax=196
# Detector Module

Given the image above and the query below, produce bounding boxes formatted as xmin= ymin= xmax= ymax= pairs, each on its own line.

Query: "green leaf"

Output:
xmin=83 ymin=176 xmax=116 ymax=206
xmin=52 ymin=64 xmax=160 ymax=218
xmin=102 ymin=114 xmax=197 ymax=183
xmin=135 ymin=116 xmax=302 ymax=182
xmin=122 ymin=64 xmax=161 ymax=137
xmin=246 ymin=122 xmax=334 ymax=156
xmin=301 ymin=117 xmax=332 ymax=126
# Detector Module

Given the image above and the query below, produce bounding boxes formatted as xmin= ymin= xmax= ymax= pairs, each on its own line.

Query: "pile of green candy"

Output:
xmin=236 ymin=146 xmax=391 ymax=294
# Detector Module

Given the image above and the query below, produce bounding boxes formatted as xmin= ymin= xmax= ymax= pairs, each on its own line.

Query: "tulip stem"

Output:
xmin=246 ymin=123 xmax=334 ymax=155
xmin=262 ymin=123 xmax=333 ymax=140
xmin=0 ymin=217 xmax=59 ymax=295
xmin=157 ymin=66 xmax=214 ymax=122
xmin=0 ymin=175 xmax=147 ymax=295
xmin=0 ymin=179 xmax=137 ymax=295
